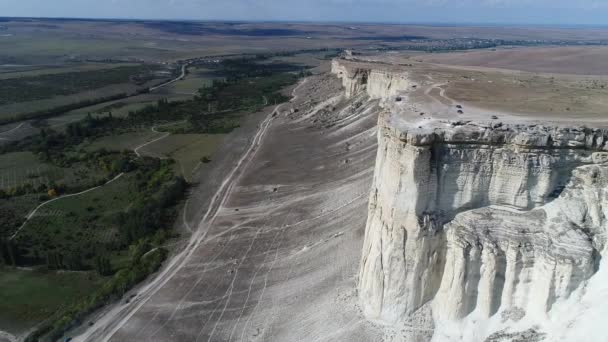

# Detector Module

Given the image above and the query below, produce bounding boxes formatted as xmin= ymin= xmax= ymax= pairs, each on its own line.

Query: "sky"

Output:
xmin=1 ymin=0 xmax=608 ymax=26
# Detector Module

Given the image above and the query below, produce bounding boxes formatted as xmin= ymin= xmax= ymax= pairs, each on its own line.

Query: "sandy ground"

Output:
xmin=72 ymin=72 xmax=383 ymax=341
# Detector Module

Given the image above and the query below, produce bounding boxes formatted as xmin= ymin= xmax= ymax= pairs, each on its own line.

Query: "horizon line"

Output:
xmin=2 ymin=15 xmax=608 ymax=29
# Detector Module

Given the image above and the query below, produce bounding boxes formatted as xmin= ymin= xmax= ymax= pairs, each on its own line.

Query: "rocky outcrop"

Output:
xmin=331 ymin=59 xmax=608 ymax=341
xmin=331 ymin=60 xmax=410 ymax=100
xmin=360 ymin=113 xmax=608 ymax=322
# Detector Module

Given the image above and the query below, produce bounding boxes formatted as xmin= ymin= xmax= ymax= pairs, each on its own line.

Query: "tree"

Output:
xmin=0 ymin=238 xmax=18 ymax=266
xmin=46 ymin=251 xmax=63 ymax=270
xmin=64 ymin=250 xmax=84 ymax=271
xmin=95 ymin=255 xmax=113 ymax=276
xmin=47 ymin=188 xmax=58 ymax=198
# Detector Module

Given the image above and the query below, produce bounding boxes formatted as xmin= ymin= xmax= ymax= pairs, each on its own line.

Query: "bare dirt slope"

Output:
xmin=75 ymin=73 xmax=382 ymax=342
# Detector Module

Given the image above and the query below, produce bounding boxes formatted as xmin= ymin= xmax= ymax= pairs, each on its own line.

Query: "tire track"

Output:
xmin=201 ymin=227 xmax=264 ymax=342
xmin=74 ymin=78 xmax=309 ymax=342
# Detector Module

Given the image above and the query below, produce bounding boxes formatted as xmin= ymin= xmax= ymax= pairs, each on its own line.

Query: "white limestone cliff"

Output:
xmin=331 ymin=59 xmax=608 ymax=341
xmin=332 ymin=60 xmax=410 ymax=100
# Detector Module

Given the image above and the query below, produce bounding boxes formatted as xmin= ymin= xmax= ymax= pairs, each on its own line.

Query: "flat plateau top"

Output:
xmin=417 ymin=46 xmax=608 ymax=76
xmin=348 ymin=47 xmax=608 ymax=127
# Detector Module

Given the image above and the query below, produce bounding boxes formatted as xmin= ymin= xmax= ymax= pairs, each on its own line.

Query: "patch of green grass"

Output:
xmin=0 ymin=152 xmax=64 ymax=191
xmin=0 ymin=83 xmax=137 ymax=121
xmin=14 ymin=173 xmax=137 ymax=261
xmin=82 ymin=130 xmax=160 ymax=152
xmin=0 ymin=267 xmax=104 ymax=335
xmin=60 ymin=93 xmax=165 ymax=119
xmin=165 ymin=66 xmax=223 ymax=95
xmin=58 ymin=92 xmax=190 ymax=121
xmin=167 ymin=77 xmax=213 ymax=94
xmin=0 ymin=151 xmax=109 ymax=192
xmin=139 ymin=134 xmax=226 ymax=180
xmin=0 ymin=194 xmax=40 ymax=237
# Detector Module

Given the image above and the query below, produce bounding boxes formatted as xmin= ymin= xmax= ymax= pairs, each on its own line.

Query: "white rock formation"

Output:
xmin=331 ymin=59 xmax=608 ymax=341
xmin=332 ymin=60 xmax=410 ymax=100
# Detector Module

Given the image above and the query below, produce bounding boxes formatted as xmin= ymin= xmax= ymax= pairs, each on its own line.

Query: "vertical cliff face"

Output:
xmin=331 ymin=59 xmax=608 ymax=341
xmin=361 ymin=116 xmax=607 ymax=323
xmin=332 ymin=60 xmax=410 ymax=100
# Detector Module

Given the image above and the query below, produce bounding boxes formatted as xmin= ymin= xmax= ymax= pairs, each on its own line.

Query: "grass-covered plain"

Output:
xmin=0 ymin=151 xmax=108 ymax=191
xmin=139 ymin=133 xmax=226 ymax=180
xmin=14 ymin=173 xmax=137 ymax=261
xmin=0 ymin=51 xmax=310 ymax=341
xmin=82 ymin=130 xmax=161 ymax=152
xmin=0 ymin=62 xmax=173 ymax=124
xmin=0 ymin=267 xmax=104 ymax=335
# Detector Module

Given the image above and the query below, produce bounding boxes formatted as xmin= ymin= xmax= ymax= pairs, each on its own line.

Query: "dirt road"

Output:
xmin=150 ymin=63 xmax=188 ymax=92
xmin=73 ymin=79 xmax=309 ymax=342
xmin=74 ymin=73 xmax=383 ymax=341
xmin=0 ymin=63 xmax=189 ymax=143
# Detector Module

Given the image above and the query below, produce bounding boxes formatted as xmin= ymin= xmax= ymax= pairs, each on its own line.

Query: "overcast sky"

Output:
xmin=1 ymin=0 xmax=608 ymax=25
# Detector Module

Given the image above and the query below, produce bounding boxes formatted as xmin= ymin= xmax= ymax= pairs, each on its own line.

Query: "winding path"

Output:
xmin=73 ymin=78 xmax=308 ymax=342
xmin=133 ymin=127 xmax=171 ymax=157
xmin=1 ymin=63 xmax=189 ymax=141
xmin=0 ymin=122 xmax=25 ymax=135
xmin=149 ymin=63 xmax=188 ymax=92
xmin=10 ymin=118 xmax=185 ymax=241
xmin=0 ymin=122 xmax=26 ymax=141
xmin=9 ymin=173 xmax=125 ymax=240
xmin=0 ymin=330 xmax=17 ymax=342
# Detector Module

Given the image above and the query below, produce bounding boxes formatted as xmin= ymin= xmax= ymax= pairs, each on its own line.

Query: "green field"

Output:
xmin=0 ymin=194 xmax=40 ymax=237
xmin=0 ymin=152 xmax=107 ymax=191
xmin=0 ymin=267 xmax=104 ymax=335
xmin=49 ymin=65 xmax=215 ymax=121
xmin=0 ymin=149 xmax=125 ymax=238
xmin=0 ymin=62 xmax=171 ymax=123
xmin=58 ymin=94 xmax=168 ymax=119
xmin=13 ymin=173 xmax=136 ymax=264
xmin=139 ymin=133 xmax=226 ymax=180
xmin=0 ymin=47 xmax=307 ymax=341
xmin=164 ymin=66 xmax=223 ymax=95
xmin=0 ymin=83 xmax=138 ymax=120
xmin=82 ymin=130 xmax=162 ymax=152
xmin=2 ymin=153 xmax=186 ymax=340
xmin=166 ymin=77 xmax=213 ymax=94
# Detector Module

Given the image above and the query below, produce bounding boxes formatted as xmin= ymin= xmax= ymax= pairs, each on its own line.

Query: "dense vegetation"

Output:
xmin=24 ymin=246 xmax=168 ymax=342
xmin=0 ymin=109 xmax=188 ymax=341
xmin=0 ymin=54 xmax=307 ymax=341
xmin=0 ymin=141 xmax=186 ymax=342
xmin=125 ymin=57 xmax=304 ymax=133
